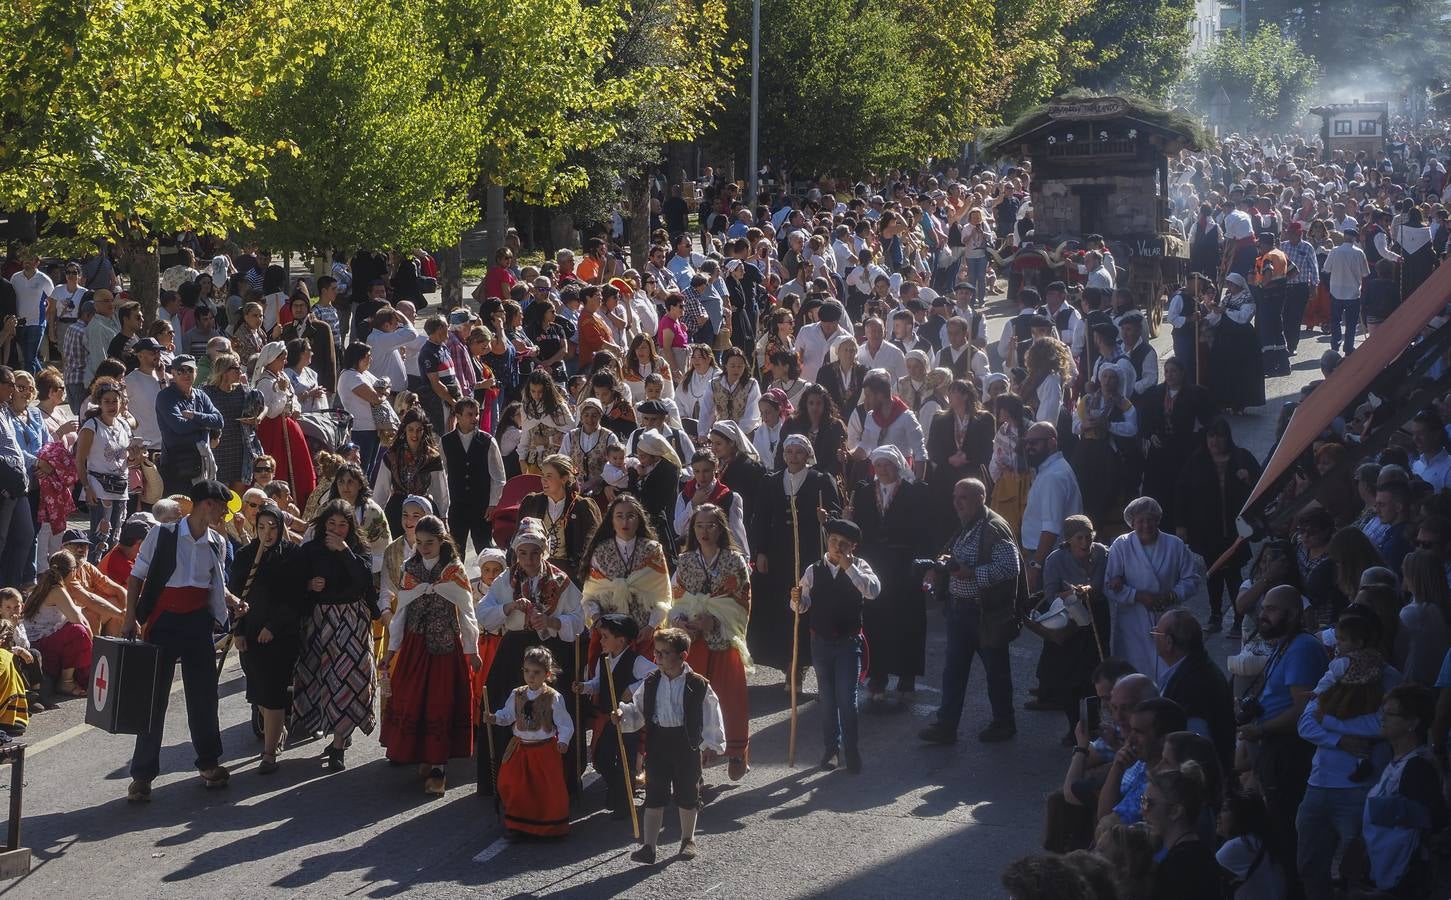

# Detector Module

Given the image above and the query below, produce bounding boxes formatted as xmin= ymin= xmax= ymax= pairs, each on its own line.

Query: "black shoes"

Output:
xmin=977 ymin=720 xmax=1017 ymax=743
xmin=844 ymin=749 xmax=862 ymax=774
xmin=819 ymin=748 xmax=838 ymax=771
xmin=631 ymin=845 xmax=657 ymax=865
xmin=325 ymin=746 xmax=345 ymax=771
xmin=918 ymin=723 xmax=958 ymax=745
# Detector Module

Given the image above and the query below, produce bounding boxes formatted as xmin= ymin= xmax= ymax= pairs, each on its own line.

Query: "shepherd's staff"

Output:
xmin=573 ymin=636 xmax=584 ymax=795
xmin=477 ymin=686 xmax=501 ymax=820
xmin=787 ymin=491 xmax=803 ymax=767
xmin=218 ymin=543 xmax=267 ymax=676
xmin=605 ymin=653 xmax=641 ymax=840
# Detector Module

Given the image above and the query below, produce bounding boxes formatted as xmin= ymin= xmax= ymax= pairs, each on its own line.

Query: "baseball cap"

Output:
xmin=169 ymin=354 xmax=198 ymax=371
xmin=132 ymin=337 xmax=162 ymax=354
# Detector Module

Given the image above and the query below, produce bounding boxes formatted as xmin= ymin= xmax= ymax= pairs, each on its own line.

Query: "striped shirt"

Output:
xmin=1279 ymin=239 xmax=1320 ymax=287
xmin=947 ymin=513 xmax=1021 ymax=603
xmin=62 ymin=320 xmax=89 ymax=385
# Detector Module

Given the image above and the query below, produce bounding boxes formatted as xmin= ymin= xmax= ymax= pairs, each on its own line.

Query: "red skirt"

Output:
xmin=35 ymin=623 xmax=92 ymax=677
xmin=1304 ymin=281 xmax=1332 ymax=329
xmin=687 ymin=644 xmax=749 ymax=759
xmin=380 ymin=632 xmax=474 ymax=764
xmin=256 ymin=415 xmax=316 ymax=505
xmin=470 ymin=634 xmax=502 ymax=725
xmin=497 ymin=738 xmax=571 ymax=836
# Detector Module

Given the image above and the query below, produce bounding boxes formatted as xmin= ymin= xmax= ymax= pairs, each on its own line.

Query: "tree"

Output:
xmin=1177 ymin=25 xmax=1319 ymax=131
xmin=1248 ymin=0 xmax=1451 ymax=93
xmin=235 ymin=0 xmax=484 ymax=258
xmin=1063 ymin=0 xmax=1196 ymax=100
xmin=0 ymin=0 xmax=294 ymax=310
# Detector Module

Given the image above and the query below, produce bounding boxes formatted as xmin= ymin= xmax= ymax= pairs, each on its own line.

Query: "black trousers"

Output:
xmin=1254 ymin=731 xmax=1314 ymax=893
xmin=448 ymin=504 xmax=494 ymax=557
xmin=593 ymin=720 xmax=639 ymax=811
xmin=1282 ymin=283 xmax=1309 ymax=354
xmin=130 ymin=608 xmax=223 ymax=781
xmin=643 ymin=725 xmax=701 ymax=810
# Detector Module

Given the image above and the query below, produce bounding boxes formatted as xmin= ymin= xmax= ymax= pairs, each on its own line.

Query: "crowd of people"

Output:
xmin=0 ymin=122 xmax=1448 ymax=888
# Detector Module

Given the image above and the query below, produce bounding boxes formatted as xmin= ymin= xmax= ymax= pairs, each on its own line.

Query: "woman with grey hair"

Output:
xmin=1033 ymin=515 xmax=1111 ymax=742
xmin=1105 ymin=496 xmax=1203 ymax=679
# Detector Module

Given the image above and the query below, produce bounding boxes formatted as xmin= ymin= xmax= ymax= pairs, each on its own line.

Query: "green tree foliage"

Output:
xmin=1247 ymin=0 xmax=1451 ymax=92
xmin=0 ymin=0 xmax=292 ymax=254
xmin=1063 ymin=0 xmax=1196 ymax=100
xmin=235 ymin=0 xmax=483 ymax=254
xmin=1178 ymin=25 xmax=1319 ymax=130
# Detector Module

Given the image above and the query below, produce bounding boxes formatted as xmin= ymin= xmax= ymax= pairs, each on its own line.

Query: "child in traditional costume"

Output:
xmin=381 ymin=515 xmax=479 ymax=795
xmin=670 ymin=503 xmax=752 ymax=781
xmin=486 ymin=646 xmax=574 ymax=837
xmin=614 ymin=627 xmax=726 ymax=864
xmin=576 ymin=613 xmax=656 ymax=817
xmin=792 ymin=518 xmax=880 ymax=774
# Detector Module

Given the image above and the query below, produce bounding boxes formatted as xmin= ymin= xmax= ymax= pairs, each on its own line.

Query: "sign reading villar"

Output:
xmin=1046 ymin=98 xmax=1129 ymax=121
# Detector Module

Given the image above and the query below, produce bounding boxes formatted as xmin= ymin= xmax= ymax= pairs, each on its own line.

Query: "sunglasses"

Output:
xmin=255 ymin=466 xmax=274 ymax=474
xmin=245 ymin=501 xmax=261 ymax=509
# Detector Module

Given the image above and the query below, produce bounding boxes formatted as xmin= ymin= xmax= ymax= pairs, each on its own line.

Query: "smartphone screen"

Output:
xmin=1080 ymin=696 xmax=1101 ymax=735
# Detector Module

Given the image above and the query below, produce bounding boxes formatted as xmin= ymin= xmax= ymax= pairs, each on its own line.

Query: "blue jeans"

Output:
xmin=130 ymin=608 xmax=224 ymax=781
xmin=935 ymin=601 xmax=1015 ymax=732
xmin=810 ymin=634 xmax=861 ymax=755
xmin=1296 ymin=784 xmax=1370 ymax=900
xmin=19 ymin=322 xmax=45 ymax=373
xmin=0 ymin=495 xmax=34 ymax=588
xmin=965 ymin=256 xmax=989 ymax=307
xmin=89 ymin=495 xmax=126 ymax=562
xmin=1330 ymin=297 xmax=1360 ymax=352
xmin=354 ymin=430 xmax=380 ymax=480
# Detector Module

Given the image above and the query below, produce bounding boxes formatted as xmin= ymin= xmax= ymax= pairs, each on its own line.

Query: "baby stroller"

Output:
xmin=297 ymin=408 xmax=354 ymax=458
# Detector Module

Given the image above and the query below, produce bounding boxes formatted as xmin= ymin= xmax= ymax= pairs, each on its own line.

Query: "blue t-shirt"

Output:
xmin=1436 ymin=648 xmax=1451 ymax=689
xmin=1113 ymin=760 xmax=1148 ymax=824
xmin=1258 ymin=632 xmax=1329 ymax=722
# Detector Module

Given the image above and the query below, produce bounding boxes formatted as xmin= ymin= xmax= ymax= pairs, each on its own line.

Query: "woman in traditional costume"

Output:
xmin=671 ymin=503 xmax=752 ymax=781
xmin=381 ymin=515 xmax=479 ymax=794
xmin=581 ymin=494 xmax=672 ymax=665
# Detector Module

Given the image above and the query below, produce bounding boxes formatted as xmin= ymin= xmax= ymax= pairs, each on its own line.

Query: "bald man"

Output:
xmin=1021 ymin=422 xmax=1082 ymax=591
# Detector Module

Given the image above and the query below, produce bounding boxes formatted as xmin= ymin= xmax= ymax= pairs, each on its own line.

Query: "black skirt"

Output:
xmin=242 ymin=637 xmax=301 ymax=710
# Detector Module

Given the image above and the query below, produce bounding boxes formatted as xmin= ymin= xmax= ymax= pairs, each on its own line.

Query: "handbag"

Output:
xmin=89 ymin=468 xmax=130 ymax=496
xmin=135 ymin=456 xmax=164 ymax=505
xmin=712 ymin=318 xmax=733 ymax=351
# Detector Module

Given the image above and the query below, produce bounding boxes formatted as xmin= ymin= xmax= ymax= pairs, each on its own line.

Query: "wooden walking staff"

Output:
xmin=477 ymin=686 xmax=500 ymax=819
xmin=573 ymin=636 xmax=584 ymax=785
xmin=605 ymin=652 xmax=641 ymax=840
xmin=787 ymin=491 xmax=803 ymax=766
xmin=217 ymin=541 xmax=267 ymax=676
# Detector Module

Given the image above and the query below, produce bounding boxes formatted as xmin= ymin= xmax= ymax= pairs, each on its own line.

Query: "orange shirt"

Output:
xmin=576 ymin=257 xmax=605 ymax=284
xmin=577 ymin=313 xmax=611 ymax=362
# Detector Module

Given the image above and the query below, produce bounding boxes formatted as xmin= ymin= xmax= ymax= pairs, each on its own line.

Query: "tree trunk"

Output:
xmin=125 ymin=241 xmax=161 ymax=321
xmin=549 ymin=213 xmax=577 ymax=256
xmin=484 ymin=181 xmax=508 ymax=262
xmin=628 ymin=171 xmax=652 ymax=270
xmin=438 ymin=242 xmax=462 ymax=311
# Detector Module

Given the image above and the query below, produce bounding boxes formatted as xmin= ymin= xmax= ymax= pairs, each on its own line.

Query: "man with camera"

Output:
xmin=1235 ymin=584 xmax=1328 ymax=885
xmin=919 ymin=478 xmax=1025 ymax=745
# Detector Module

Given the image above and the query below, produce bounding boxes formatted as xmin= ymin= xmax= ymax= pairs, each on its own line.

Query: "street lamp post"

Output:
xmin=747 ymin=0 xmax=760 ymax=207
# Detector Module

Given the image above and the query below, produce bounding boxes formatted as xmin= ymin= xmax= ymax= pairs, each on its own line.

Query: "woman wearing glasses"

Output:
xmin=201 ymin=352 xmax=263 ymax=491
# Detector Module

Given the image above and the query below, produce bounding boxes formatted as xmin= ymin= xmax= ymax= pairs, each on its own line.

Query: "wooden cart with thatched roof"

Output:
xmin=984 ymin=95 xmax=1209 ymax=335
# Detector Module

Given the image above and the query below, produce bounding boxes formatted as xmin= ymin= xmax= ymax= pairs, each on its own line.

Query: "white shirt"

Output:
xmin=1323 ymin=242 xmax=1370 ymax=299
xmin=673 ymin=486 xmax=750 ymax=556
xmin=124 ymin=369 xmax=165 ymax=448
xmin=490 ymin=685 xmax=575 ymax=746
xmin=131 ymin=516 xmax=225 ymax=591
xmin=9 ymin=270 xmax=53 ymax=321
xmin=795 ymin=322 xmax=851 ymax=384
xmin=795 ymin=556 xmax=883 ymax=608
xmin=1223 ymin=208 xmax=1255 ymax=241
xmin=366 ymin=325 xmax=419 ymax=389
xmin=846 ymin=405 xmax=927 ymax=465
xmin=1413 ymin=448 xmax=1451 ymax=492
xmin=1120 ymin=340 xmax=1159 ymax=397
xmin=1021 ymin=451 xmax=1083 ymax=550
xmin=451 ymin=427 xmax=507 ymax=507
xmin=616 ymin=664 xmax=727 ymax=754
xmin=338 ymin=368 xmax=382 ymax=431
xmin=860 ymin=340 xmax=907 ymax=383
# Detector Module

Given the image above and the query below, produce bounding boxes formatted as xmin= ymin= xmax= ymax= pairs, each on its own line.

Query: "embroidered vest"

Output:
xmin=512 ymin=684 xmax=558 ymax=734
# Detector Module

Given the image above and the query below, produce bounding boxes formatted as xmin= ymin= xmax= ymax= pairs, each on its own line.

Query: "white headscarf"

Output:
xmin=253 ymin=341 xmax=288 ymax=382
xmin=781 ymin=433 xmax=816 ymax=466
xmin=869 ymin=445 xmax=914 ymax=482
xmin=636 ymin=429 xmax=682 ymax=469
xmin=709 ymin=420 xmax=760 ymax=463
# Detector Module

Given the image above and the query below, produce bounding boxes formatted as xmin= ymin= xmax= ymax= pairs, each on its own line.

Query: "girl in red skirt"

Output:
xmin=485 ymin=645 xmax=574 ymax=838
xmin=470 ymin=548 xmax=508 ymax=720
xmin=670 ymin=503 xmax=752 ymax=782
xmin=381 ymin=515 xmax=480 ymax=795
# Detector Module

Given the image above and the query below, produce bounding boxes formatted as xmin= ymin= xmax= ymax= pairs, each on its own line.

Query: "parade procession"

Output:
xmin=7 ymin=0 xmax=1451 ymax=896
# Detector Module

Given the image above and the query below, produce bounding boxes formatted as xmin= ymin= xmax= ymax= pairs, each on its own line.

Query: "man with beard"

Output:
xmin=1234 ymin=584 xmax=1327 ymax=883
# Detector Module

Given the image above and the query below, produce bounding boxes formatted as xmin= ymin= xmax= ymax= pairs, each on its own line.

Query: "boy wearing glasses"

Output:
xmin=613 ymin=627 xmax=726 ymax=864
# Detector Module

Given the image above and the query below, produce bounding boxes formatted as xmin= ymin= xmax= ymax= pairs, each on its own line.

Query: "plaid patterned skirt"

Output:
xmin=292 ymin=601 xmax=376 ymax=736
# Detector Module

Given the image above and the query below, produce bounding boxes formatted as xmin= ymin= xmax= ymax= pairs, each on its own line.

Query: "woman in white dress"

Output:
xmin=1104 ymin=496 xmax=1203 ymax=681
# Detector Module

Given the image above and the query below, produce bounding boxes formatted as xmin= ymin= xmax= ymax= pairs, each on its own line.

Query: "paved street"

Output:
xmin=0 ymin=287 xmax=1325 ymax=899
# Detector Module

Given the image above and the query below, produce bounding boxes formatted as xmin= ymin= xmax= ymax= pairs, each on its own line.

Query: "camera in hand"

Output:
xmin=1234 ymin=697 xmax=1264 ymax=727
xmin=912 ymin=556 xmax=961 ymax=578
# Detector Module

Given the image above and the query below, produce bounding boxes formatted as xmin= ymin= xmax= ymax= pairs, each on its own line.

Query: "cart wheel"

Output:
xmin=251 ymin=704 xmax=263 ymax=739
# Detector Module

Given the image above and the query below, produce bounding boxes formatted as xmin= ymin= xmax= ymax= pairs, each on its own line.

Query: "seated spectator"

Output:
xmin=1092 ymin=822 xmax=1155 ymax=900
xmin=1362 ymin=683 xmax=1448 ymax=896
xmin=999 ymin=854 xmax=1099 ymax=900
xmin=1371 ymin=480 xmax=1413 ymax=571
xmin=1059 ymin=850 xmax=1121 ymax=900
xmin=1216 ymin=788 xmax=1288 ymax=900
xmin=1153 ymin=609 xmax=1235 ymax=770
xmin=1161 ymin=731 xmax=1223 ymax=839
xmin=1143 ymin=762 xmax=1219 ymax=900
xmin=1396 ymin=548 xmax=1450 ymax=686
xmin=1048 ymin=657 xmax=1136 ymax=852
xmin=22 ymin=551 xmax=94 ymax=698
xmin=1098 ymin=694 xmax=1186 ymax=826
